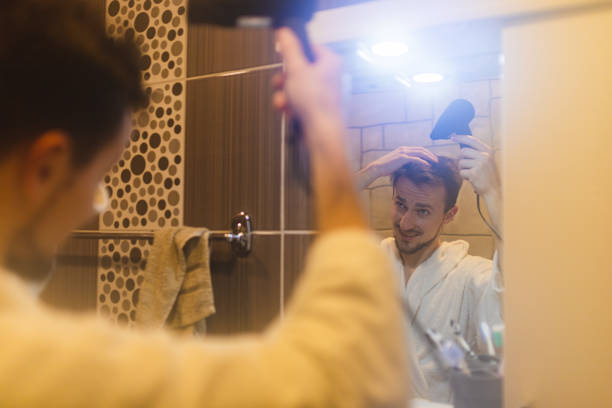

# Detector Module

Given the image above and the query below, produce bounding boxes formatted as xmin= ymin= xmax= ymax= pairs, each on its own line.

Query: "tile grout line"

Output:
xmin=140 ymin=64 xmax=283 ymax=88
xmin=142 ymin=75 xmax=187 ymax=87
xmin=348 ymin=118 xmax=463 ymax=130
xmin=180 ymin=11 xmax=189 ymax=230
xmin=186 ymin=63 xmax=283 ymax=83
xmin=90 ymin=229 xmax=489 ymax=235
xmin=279 ymin=111 xmax=287 ymax=319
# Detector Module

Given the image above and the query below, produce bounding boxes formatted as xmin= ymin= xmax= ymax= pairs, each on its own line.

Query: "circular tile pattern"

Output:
xmin=107 ymin=0 xmax=186 ymax=83
xmin=99 ymin=0 xmax=185 ymax=327
xmin=101 ymin=81 xmax=183 ymax=232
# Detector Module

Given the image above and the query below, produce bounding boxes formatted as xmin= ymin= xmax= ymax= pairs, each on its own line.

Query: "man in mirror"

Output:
xmin=357 ymin=136 xmax=504 ymax=403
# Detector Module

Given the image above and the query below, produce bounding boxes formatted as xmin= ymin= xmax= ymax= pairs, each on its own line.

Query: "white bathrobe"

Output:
xmin=0 ymin=230 xmax=410 ymax=407
xmin=381 ymin=237 xmax=504 ymax=404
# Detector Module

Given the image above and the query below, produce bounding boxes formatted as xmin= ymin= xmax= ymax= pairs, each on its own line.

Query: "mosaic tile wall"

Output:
xmin=98 ymin=0 xmax=186 ymax=326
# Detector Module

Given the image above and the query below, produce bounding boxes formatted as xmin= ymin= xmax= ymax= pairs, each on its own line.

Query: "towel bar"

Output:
xmin=71 ymin=212 xmax=253 ymax=257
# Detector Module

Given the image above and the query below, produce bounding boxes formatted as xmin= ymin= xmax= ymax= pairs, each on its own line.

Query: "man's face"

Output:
xmin=6 ymin=113 xmax=131 ymax=281
xmin=391 ymin=177 xmax=456 ymax=256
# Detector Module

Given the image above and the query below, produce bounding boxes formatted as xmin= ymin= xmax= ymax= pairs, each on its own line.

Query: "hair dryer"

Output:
xmin=430 ymin=98 xmax=502 ymax=240
xmin=430 ymin=98 xmax=475 ymax=149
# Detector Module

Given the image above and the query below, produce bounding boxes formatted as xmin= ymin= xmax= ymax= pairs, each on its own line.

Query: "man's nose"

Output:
xmin=399 ymin=211 xmax=416 ymax=230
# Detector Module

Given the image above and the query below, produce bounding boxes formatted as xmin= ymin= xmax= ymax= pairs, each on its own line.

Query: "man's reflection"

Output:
xmin=357 ymin=136 xmax=503 ymax=403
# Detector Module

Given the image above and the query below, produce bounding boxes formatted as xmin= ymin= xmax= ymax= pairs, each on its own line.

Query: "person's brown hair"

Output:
xmin=391 ymin=156 xmax=463 ymax=212
xmin=0 ymin=0 xmax=147 ymax=167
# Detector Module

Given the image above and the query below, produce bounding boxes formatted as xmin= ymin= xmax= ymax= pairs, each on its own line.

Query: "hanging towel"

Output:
xmin=135 ymin=227 xmax=215 ymax=336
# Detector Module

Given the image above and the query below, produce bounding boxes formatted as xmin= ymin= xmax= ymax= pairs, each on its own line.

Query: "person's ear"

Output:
xmin=21 ymin=131 xmax=72 ymax=208
xmin=443 ymin=205 xmax=458 ymax=225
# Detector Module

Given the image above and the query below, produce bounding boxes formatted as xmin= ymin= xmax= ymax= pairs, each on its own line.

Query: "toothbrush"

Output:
xmin=450 ymin=320 xmax=476 ymax=359
xmin=480 ymin=322 xmax=496 ymax=356
xmin=491 ymin=323 xmax=504 ymax=350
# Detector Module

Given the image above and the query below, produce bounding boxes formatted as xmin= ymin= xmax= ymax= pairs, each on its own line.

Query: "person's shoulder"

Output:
xmin=456 ymin=252 xmax=495 ymax=291
xmin=462 ymin=254 xmax=493 ymax=273
xmin=0 ymin=268 xmax=41 ymax=313
xmin=380 ymin=236 xmax=395 ymax=249
xmin=445 ymin=240 xmax=493 ymax=276
xmin=379 ymin=236 xmax=399 ymax=257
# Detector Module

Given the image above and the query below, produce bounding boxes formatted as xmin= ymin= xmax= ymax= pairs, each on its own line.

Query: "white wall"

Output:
xmin=503 ymin=6 xmax=612 ymax=407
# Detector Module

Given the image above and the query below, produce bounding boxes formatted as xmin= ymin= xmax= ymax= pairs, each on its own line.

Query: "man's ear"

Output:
xmin=21 ymin=131 xmax=72 ymax=207
xmin=443 ymin=205 xmax=458 ymax=225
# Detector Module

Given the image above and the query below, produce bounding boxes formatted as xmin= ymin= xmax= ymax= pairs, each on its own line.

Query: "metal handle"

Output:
xmin=71 ymin=212 xmax=253 ymax=257
xmin=229 ymin=211 xmax=252 ymax=257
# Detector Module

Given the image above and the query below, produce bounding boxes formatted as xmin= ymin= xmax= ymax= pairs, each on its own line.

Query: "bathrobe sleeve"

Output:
xmin=0 ymin=229 xmax=410 ymax=407
xmin=464 ymin=251 xmax=504 ymax=353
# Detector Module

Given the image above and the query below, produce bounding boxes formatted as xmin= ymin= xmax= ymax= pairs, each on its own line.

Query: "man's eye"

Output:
xmin=395 ymin=201 xmax=406 ymax=209
xmin=417 ymin=209 xmax=430 ymax=216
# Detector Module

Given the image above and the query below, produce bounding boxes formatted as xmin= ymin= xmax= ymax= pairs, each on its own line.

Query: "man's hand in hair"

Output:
xmin=356 ymin=147 xmax=438 ymax=190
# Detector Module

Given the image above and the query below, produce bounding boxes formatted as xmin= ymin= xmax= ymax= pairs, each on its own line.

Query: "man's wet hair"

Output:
xmin=391 ymin=155 xmax=463 ymax=212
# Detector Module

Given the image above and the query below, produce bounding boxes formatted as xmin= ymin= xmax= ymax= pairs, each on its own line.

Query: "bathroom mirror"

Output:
xmin=309 ymin=8 xmax=506 ymax=404
xmin=331 ymin=18 xmax=503 ymax=259
xmin=309 ymin=3 xmax=612 ymax=406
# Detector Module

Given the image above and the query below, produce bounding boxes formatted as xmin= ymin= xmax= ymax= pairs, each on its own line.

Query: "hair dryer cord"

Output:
xmin=476 ymin=193 xmax=502 ymax=241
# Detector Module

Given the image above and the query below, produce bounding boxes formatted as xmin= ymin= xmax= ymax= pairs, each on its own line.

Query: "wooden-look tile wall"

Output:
xmin=185 ymin=66 xmax=283 ymax=333
xmin=207 ymin=236 xmax=281 ymax=334
xmin=188 ymin=26 xmax=279 ymax=77
xmin=185 ymin=5 xmax=285 ymax=334
xmin=186 ymin=0 xmax=377 ymax=77
xmin=184 ymin=69 xmax=282 ymax=231
xmin=41 ymin=219 xmax=99 ymax=312
xmin=193 ymin=0 xmax=381 ymax=329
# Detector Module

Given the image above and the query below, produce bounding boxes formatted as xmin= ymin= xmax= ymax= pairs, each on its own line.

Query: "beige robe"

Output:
xmin=381 ymin=238 xmax=504 ymax=404
xmin=0 ymin=230 xmax=409 ymax=407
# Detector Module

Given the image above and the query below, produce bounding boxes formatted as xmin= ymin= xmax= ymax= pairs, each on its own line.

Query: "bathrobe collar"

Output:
xmin=388 ymin=239 xmax=469 ymax=303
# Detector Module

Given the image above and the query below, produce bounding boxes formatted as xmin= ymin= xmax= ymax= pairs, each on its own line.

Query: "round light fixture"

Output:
xmin=371 ymin=41 xmax=409 ymax=57
xmin=412 ymin=73 xmax=444 ymax=83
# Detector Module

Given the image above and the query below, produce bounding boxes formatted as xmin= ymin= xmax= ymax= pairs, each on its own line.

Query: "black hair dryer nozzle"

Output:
xmin=430 ymin=98 xmax=475 ymax=150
